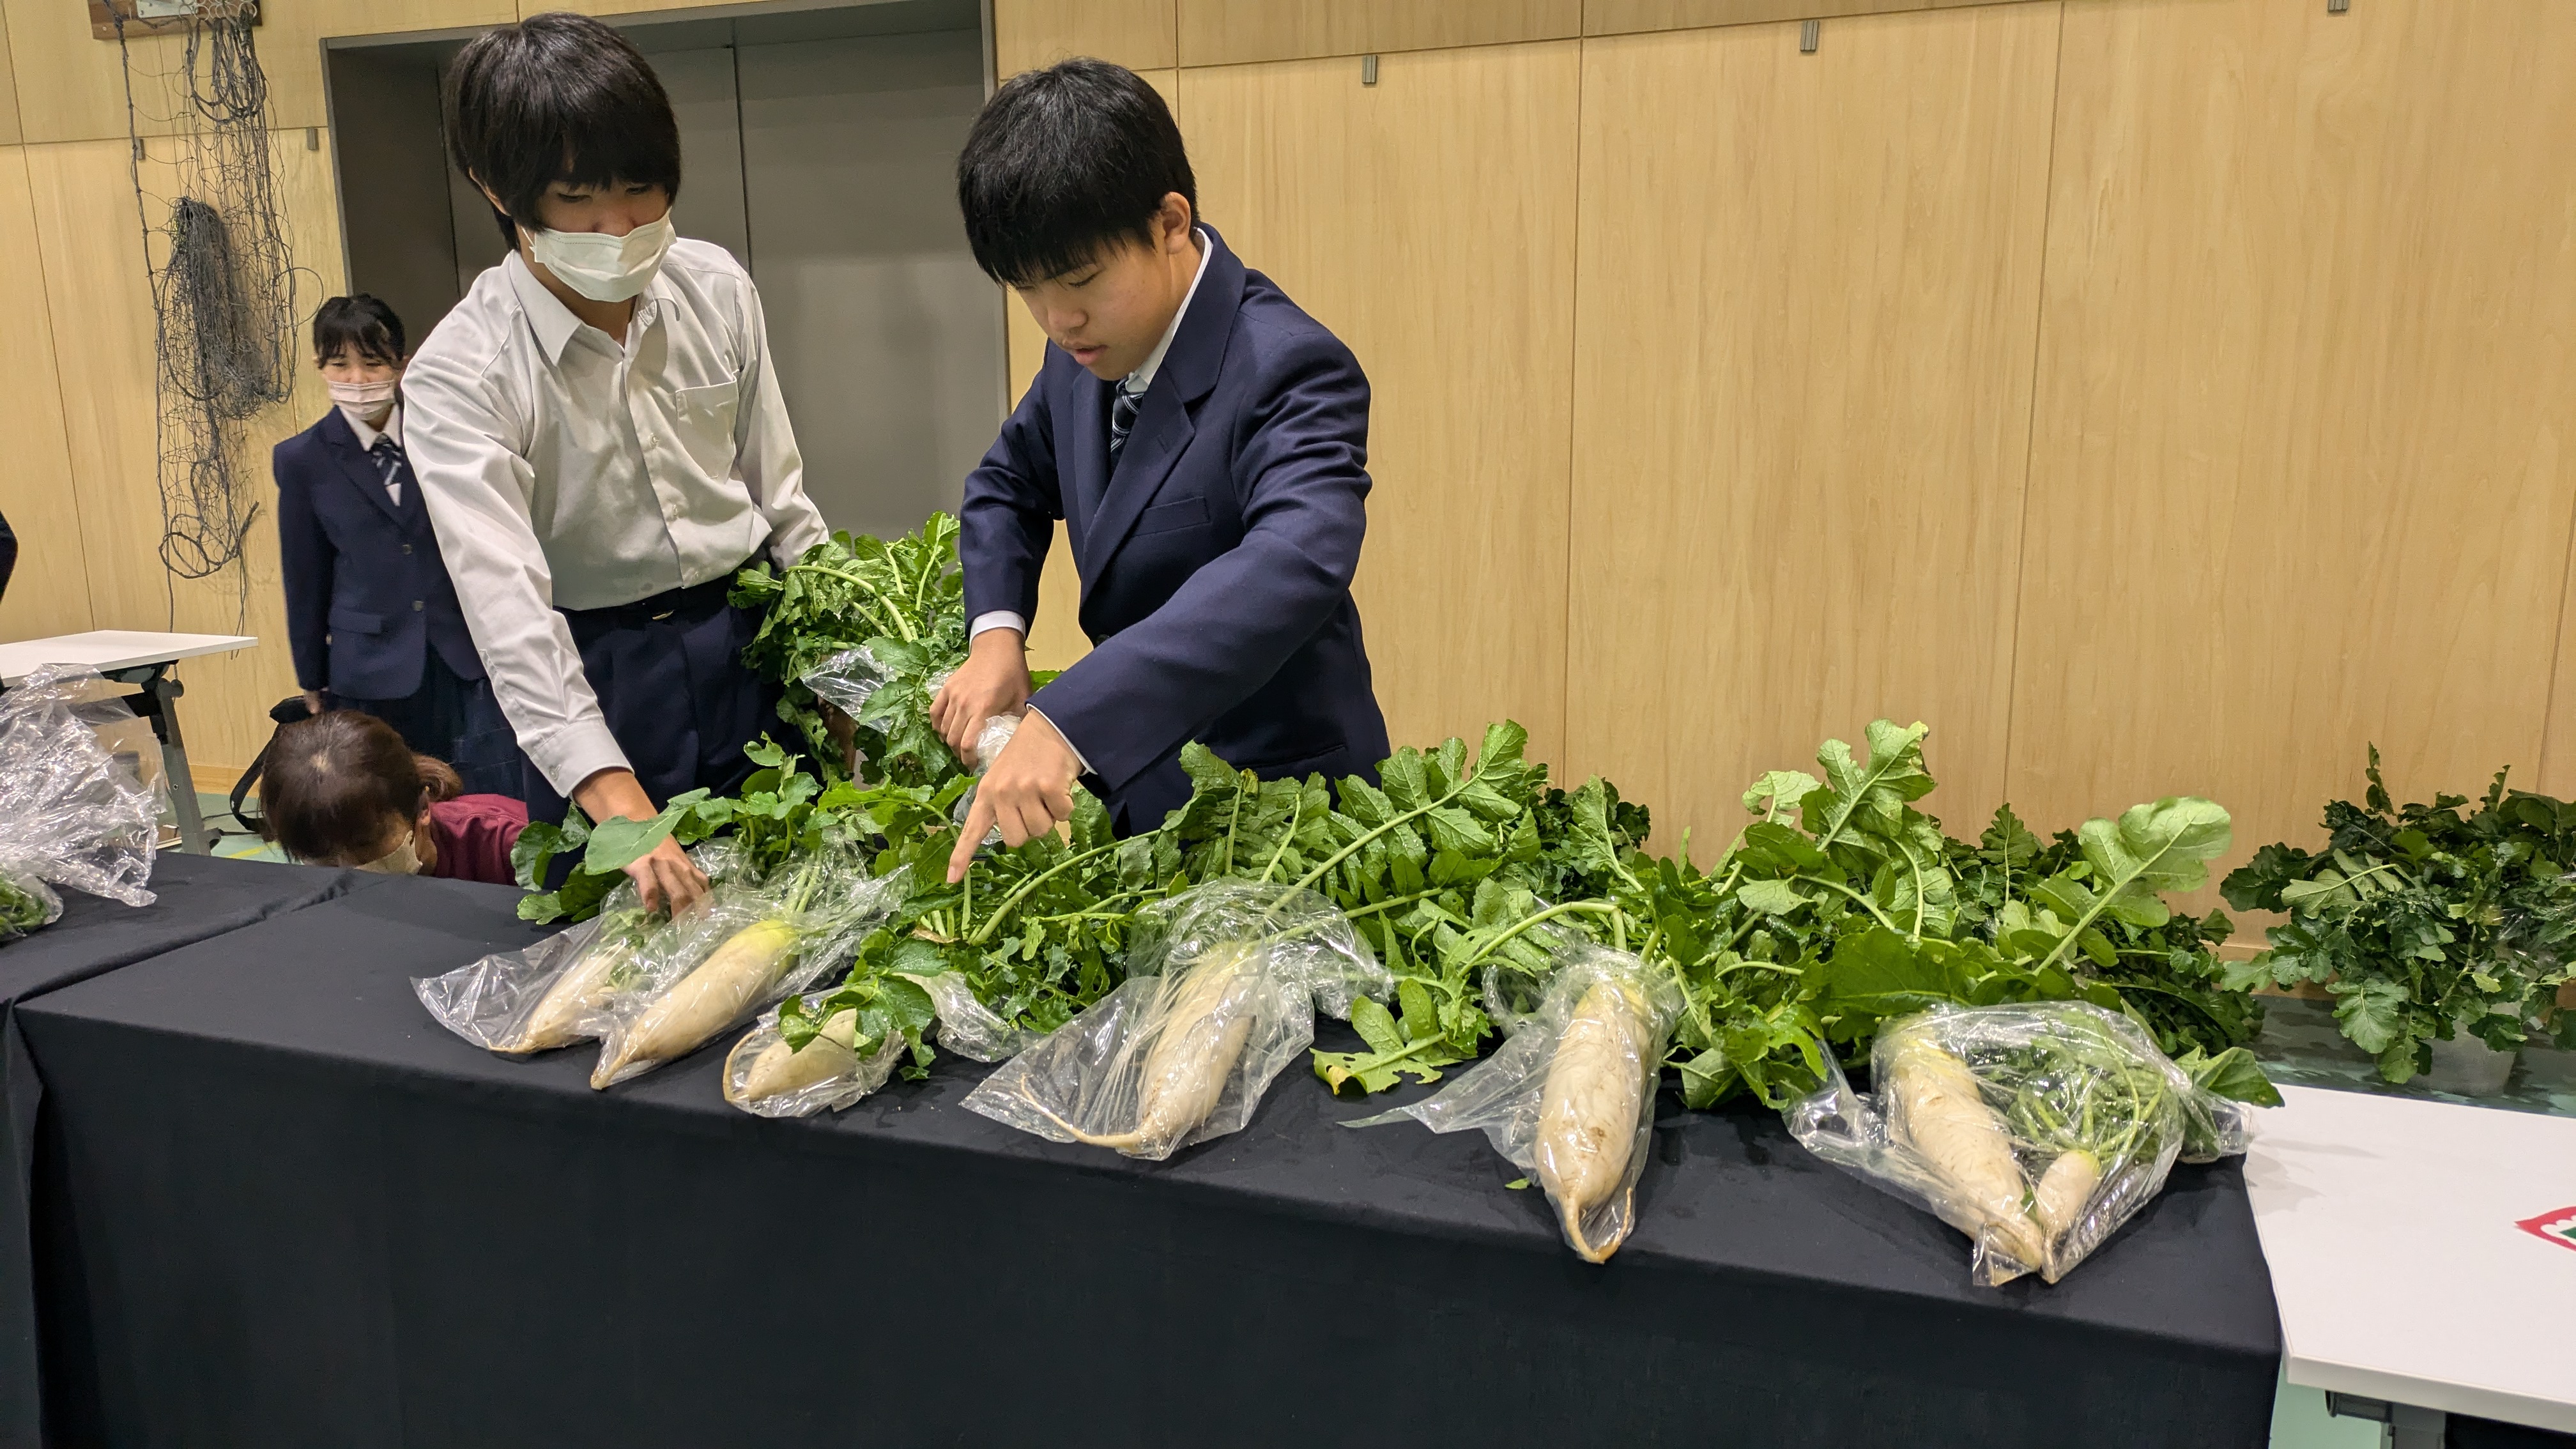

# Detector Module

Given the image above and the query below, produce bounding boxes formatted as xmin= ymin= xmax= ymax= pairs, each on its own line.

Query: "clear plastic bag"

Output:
xmin=963 ymin=881 xmax=1389 ymax=1160
xmin=800 ymin=646 xmax=893 ymax=720
xmin=722 ymin=1000 xmax=908 ymax=1118
xmin=587 ymin=851 xmax=906 ymax=1089
xmin=1353 ymin=944 xmax=1683 ymax=1263
xmin=0 ymin=867 xmax=63 ymax=942
xmin=413 ymin=880 xmax=658 ymax=1053
xmin=0 ymin=664 xmax=165 ymax=912
xmin=1785 ymin=1002 xmax=2251 ymax=1286
xmin=898 ymin=969 xmax=1041 ymax=1062
xmin=951 ymin=713 xmax=1020 ymax=847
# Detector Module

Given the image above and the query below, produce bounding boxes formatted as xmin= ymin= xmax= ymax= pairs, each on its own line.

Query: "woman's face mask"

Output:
xmin=353 ymin=827 xmax=423 ymax=876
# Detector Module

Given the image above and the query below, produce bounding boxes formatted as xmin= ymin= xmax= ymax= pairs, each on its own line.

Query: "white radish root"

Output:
xmin=502 ymin=939 xmax=631 ymax=1054
xmin=1535 ymin=977 xmax=1653 ymax=1264
xmin=2031 ymin=1148 xmax=2103 ymax=1278
xmin=1055 ymin=942 xmax=1259 ymax=1156
xmin=1885 ymin=1034 xmax=2046 ymax=1271
xmin=593 ymin=920 xmax=799 ymax=1089
xmin=728 ymin=1007 xmax=861 ymax=1105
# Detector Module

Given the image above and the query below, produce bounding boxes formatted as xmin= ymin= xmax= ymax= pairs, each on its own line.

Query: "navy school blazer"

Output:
xmin=272 ymin=408 xmax=483 ymax=703
xmin=960 ymin=225 xmax=1390 ymax=832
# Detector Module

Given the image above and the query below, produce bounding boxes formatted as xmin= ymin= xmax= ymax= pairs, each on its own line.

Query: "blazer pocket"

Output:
xmin=1133 ymin=496 xmax=1211 ymax=538
xmin=328 ymin=606 xmax=387 ymax=636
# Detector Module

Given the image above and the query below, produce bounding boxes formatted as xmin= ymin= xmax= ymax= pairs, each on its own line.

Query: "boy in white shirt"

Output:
xmin=404 ymin=12 xmax=824 ymax=912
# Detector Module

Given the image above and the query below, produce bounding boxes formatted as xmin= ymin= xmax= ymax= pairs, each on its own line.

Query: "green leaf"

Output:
xmin=581 ymin=809 xmax=681 ymax=877
xmin=1736 ymin=878 xmax=1813 ymax=916
xmin=1742 ymin=769 xmax=1821 ymax=819
xmin=1350 ymin=995 xmax=1406 ymax=1055
xmin=2330 ymin=977 xmax=2409 ymax=1056
xmin=2178 ymin=1046 xmax=2283 ymax=1107
xmin=1809 ymin=720 xmax=1933 ymax=846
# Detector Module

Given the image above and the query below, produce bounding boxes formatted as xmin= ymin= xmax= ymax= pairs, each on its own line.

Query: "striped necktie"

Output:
xmin=1108 ymin=379 xmax=1144 ymax=464
xmin=369 ymin=436 xmax=407 ymax=506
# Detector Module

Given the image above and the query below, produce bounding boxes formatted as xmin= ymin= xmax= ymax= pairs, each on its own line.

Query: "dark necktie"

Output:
xmin=370 ymin=436 xmax=408 ymax=505
xmin=1108 ymin=379 xmax=1143 ymax=464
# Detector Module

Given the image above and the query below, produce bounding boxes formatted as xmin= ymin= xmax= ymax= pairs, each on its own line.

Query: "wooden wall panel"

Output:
xmin=1566 ymin=5 xmax=2058 ymax=860
xmin=1584 ymin=0 xmax=1928 ymax=38
xmin=0 ymin=6 xmax=21 ymax=146
xmin=1186 ymin=42 xmax=1579 ymax=760
xmin=25 ymin=130 xmax=345 ymax=769
xmin=1180 ymin=1 xmax=1578 ymax=68
xmin=2012 ymin=0 xmax=2576 ymax=894
xmin=995 ymin=0 xmax=1176 ymax=74
xmin=0 ymin=144 xmax=91 ymax=641
xmin=4 ymin=0 xmax=513 ymax=146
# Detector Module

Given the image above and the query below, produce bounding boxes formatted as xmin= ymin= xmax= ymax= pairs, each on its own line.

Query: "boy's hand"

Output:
xmin=948 ymin=711 xmax=1079 ymax=882
xmin=933 ymin=629 xmax=1031 ymax=760
xmin=572 ymin=767 xmax=709 ymax=915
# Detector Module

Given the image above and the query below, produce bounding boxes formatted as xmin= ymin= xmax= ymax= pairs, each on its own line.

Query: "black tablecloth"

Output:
xmin=20 ymin=874 xmax=2283 ymax=1448
xmin=1 ymin=854 xmax=367 ymax=1449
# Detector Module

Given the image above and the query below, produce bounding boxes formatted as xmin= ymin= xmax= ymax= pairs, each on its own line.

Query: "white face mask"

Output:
xmin=353 ymin=827 xmax=422 ymax=876
xmin=527 ymin=215 xmax=676 ymax=303
xmin=326 ymin=375 xmax=399 ymax=430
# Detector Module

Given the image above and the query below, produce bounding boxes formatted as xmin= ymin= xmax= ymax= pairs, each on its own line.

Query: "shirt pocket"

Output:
xmin=1134 ymin=495 xmax=1211 ymax=538
xmin=669 ymin=379 xmax=742 ymax=479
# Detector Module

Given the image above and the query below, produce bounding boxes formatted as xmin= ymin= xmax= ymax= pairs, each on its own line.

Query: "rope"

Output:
xmin=116 ymin=1 xmax=304 ymax=616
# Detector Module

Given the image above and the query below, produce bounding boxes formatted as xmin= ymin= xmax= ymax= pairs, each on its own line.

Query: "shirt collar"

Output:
xmin=503 ymin=249 xmax=666 ymax=362
xmin=1124 ymin=227 xmax=1213 ymax=396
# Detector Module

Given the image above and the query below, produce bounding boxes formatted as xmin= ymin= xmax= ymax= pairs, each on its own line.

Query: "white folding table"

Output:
xmin=2244 ymin=1084 xmax=2576 ymax=1447
xmin=0 ymin=631 xmax=260 ymax=855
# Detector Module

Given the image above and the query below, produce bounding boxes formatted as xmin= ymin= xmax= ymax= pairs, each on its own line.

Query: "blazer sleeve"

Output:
xmin=272 ymin=438 xmax=334 ymax=693
xmin=958 ymin=368 xmax=1063 ymax=625
xmin=0 ymin=506 xmax=17 ymax=604
xmin=1031 ymin=330 xmax=1370 ymax=794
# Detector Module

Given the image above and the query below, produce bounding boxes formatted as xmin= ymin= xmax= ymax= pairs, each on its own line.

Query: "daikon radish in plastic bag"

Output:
xmin=1351 ymin=944 xmax=1682 ymax=1262
xmin=963 ymin=881 xmax=1387 ymax=1160
xmin=1784 ymin=1002 xmax=2255 ymax=1285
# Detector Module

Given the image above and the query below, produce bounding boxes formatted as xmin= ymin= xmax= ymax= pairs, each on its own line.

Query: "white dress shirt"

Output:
xmin=404 ymin=240 xmax=827 ymax=795
xmin=345 ymin=400 xmax=404 ymax=505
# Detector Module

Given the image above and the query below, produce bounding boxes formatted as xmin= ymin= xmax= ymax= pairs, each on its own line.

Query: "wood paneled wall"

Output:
xmin=1 ymin=0 xmax=2570 ymax=909
xmin=998 ymin=0 xmax=2576 ymax=908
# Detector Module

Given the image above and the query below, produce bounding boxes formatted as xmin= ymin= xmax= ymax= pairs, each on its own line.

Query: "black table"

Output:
xmin=20 ymin=873 xmax=2283 ymax=1448
xmin=1 ymin=854 xmax=366 ymax=1449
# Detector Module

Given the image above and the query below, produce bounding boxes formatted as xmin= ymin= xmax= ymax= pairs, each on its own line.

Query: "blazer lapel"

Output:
xmin=321 ymin=410 xmax=404 ymax=528
xmin=1062 ymin=367 xmax=1112 ymax=568
xmin=1085 ymin=230 xmax=1248 ymax=575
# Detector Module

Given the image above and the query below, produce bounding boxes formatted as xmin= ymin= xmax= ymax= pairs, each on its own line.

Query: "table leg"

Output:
xmin=104 ymin=664 xmax=210 ymax=855
xmin=2388 ymin=1404 xmax=2447 ymax=1449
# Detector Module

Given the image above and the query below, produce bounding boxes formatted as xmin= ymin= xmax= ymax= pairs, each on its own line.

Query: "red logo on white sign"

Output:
xmin=2517 ymin=1206 xmax=2576 ymax=1254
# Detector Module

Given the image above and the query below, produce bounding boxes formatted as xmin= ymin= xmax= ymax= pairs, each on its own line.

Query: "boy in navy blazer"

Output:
xmin=937 ymin=58 xmax=1388 ymax=878
xmin=272 ymin=296 xmax=514 ymax=795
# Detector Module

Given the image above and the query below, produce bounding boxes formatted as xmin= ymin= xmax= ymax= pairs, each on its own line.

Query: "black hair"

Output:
xmin=259 ymin=712 xmax=462 ymax=866
xmin=443 ymin=11 xmax=682 ymax=249
xmin=310 ymin=294 xmax=405 ymax=366
xmin=956 ymin=58 xmax=1197 ymax=288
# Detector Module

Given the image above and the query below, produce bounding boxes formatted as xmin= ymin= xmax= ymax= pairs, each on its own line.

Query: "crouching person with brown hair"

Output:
xmin=261 ymin=712 xmax=530 ymax=884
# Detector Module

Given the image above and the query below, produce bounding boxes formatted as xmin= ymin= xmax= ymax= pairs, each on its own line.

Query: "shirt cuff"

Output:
xmin=969 ymin=611 xmax=1029 ymax=641
xmin=1026 ymin=704 xmax=1093 ymax=777
xmin=522 ymin=718 xmax=633 ymax=803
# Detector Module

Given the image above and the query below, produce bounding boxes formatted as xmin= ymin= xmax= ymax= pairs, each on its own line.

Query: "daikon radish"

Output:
xmin=2031 ymin=1148 xmax=2101 ymax=1246
xmin=592 ymin=919 xmax=799 ymax=1088
xmin=728 ymin=1007 xmax=860 ymax=1103
xmin=502 ymin=936 xmax=634 ymax=1054
xmin=1056 ymin=942 xmax=1260 ymax=1155
xmin=1535 ymin=977 xmax=1654 ymax=1263
xmin=1885 ymin=1033 xmax=2046 ymax=1271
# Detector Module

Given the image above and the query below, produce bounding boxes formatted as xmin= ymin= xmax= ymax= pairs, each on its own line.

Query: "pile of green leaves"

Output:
xmin=729 ymin=515 xmax=976 ymax=788
xmin=0 ymin=870 xmax=52 ymax=937
xmin=2220 ymin=749 xmax=2576 ymax=1082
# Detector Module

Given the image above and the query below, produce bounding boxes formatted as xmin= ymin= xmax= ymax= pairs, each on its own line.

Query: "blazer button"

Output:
xmin=413 ymin=600 xmax=425 ymax=611
xmin=401 ymin=544 xmax=414 ymax=555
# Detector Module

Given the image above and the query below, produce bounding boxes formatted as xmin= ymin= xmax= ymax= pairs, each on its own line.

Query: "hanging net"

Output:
xmin=115 ymin=1 xmax=302 ymax=613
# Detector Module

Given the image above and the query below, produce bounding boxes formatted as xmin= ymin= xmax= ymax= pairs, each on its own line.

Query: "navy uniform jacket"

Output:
xmin=961 ymin=226 xmax=1389 ymax=831
xmin=272 ymin=409 xmax=484 ymax=702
